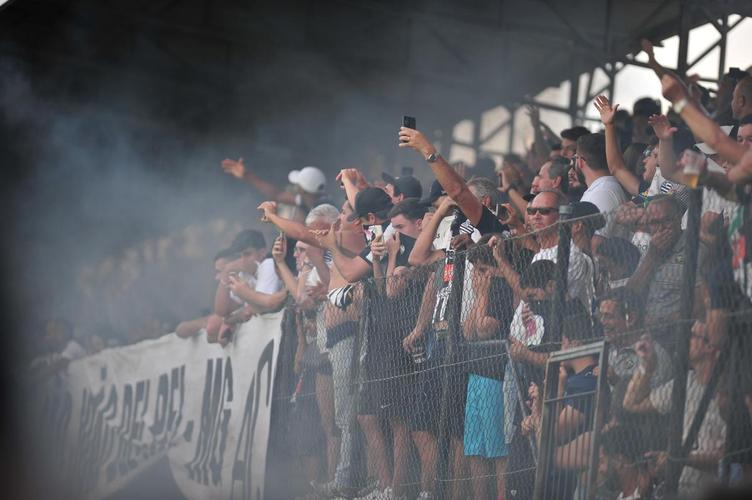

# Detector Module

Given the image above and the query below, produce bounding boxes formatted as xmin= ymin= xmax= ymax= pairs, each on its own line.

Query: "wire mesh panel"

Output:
xmin=267 ymin=187 xmax=752 ymax=500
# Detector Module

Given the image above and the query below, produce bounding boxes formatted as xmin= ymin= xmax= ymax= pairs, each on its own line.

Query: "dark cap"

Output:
xmin=225 ymin=229 xmax=266 ymax=255
xmin=347 ymin=187 xmax=394 ymax=222
xmin=381 ymin=173 xmax=423 ymax=199
xmin=569 ymin=201 xmax=605 ymax=232
xmin=418 ymin=179 xmax=448 ymax=206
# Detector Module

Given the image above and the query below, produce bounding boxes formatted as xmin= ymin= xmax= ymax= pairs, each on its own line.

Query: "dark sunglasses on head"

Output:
xmin=526 ymin=206 xmax=558 ymax=216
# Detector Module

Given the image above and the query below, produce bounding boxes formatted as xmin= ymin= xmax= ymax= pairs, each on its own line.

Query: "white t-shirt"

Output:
xmin=650 ymin=370 xmax=726 ymax=495
xmin=581 ymin=175 xmax=628 ymax=239
xmin=255 ymin=257 xmax=283 ymax=294
xmin=503 ymin=300 xmax=547 ymax=442
xmin=532 ymin=244 xmax=595 ymax=310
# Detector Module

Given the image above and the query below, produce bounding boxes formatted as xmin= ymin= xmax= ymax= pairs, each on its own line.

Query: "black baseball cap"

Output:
xmin=347 ymin=187 xmax=394 ymax=222
xmin=382 ymin=172 xmax=423 ymax=199
xmin=569 ymin=201 xmax=605 ymax=232
xmin=418 ymin=179 xmax=448 ymax=206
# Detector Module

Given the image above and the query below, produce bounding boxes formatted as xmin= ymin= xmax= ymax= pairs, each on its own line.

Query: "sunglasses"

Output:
xmin=526 ymin=206 xmax=558 ymax=216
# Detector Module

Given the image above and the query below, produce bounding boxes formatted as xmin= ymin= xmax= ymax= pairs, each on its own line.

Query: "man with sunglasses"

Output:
xmin=494 ymin=190 xmax=595 ymax=336
xmin=526 ymin=190 xmax=595 ymax=310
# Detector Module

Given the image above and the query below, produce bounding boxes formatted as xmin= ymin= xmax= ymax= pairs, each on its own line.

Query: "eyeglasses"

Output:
xmin=526 ymin=206 xmax=558 ymax=216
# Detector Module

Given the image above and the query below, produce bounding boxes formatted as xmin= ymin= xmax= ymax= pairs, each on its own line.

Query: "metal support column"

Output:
xmin=664 ymin=186 xmax=702 ymax=494
xmin=677 ymin=0 xmax=692 ymax=76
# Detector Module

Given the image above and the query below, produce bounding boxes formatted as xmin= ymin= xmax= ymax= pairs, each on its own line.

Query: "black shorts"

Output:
xmin=326 ymin=320 xmax=358 ymax=350
xmin=288 ymin=370 xmax=324 ymax=456
xmin=408 ymin=341 xmax=466 ymax=438
xmin=358 ymin=368 xmax=415 ymax=419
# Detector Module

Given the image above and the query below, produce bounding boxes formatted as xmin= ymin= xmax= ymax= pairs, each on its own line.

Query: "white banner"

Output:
xmin=36 ymin=311 xmax=284 ymax=500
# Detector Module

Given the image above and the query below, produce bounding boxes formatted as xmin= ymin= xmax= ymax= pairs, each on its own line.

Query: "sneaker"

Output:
xmin=355 ymin=489 xmax=383 ymax=500
xmin=351 ymin=477 xmax=379 ymax=498
xmin=416 ymin=491 xmax=433 ymax=500
xmin=310 ymin=480 xmax=345 ymax=499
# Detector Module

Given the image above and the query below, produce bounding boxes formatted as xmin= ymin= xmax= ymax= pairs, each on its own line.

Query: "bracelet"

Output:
xmin=673 ymin=98 xmax=689 ymax=114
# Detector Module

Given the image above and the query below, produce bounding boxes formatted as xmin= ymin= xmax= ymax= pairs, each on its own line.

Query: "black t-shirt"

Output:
xmin=358 ymin=229 xmax=416 ymax=270
xmin=464 ymin=276 xmax=516 ymax=380
xmin=474 ymin=206 xmax=509 ymax=235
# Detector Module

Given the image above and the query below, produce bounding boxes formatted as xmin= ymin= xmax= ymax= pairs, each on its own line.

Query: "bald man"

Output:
xmin=732 ymin=75 xmax=752 ymax=122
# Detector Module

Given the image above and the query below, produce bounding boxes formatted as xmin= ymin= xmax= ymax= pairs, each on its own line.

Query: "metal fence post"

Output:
xmin=435 ymin=251 xmax=466 ymax=500
xmin=664 ymin=186 xmax=702 ymax=494
xmin=552 ymin=204 xmax=573 ymax=343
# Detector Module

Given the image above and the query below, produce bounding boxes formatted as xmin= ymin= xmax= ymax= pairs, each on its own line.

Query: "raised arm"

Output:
xmin=661 ymin=74 xmax=747 ymax=166
xmin=500 ymin=168 xmax=530 ymax=216
xmin=258 ymin=201 xmax=321 ymax=247
xmin=647 ymin=114 xmax=682 ymax=183
xmin=271 ymin=236 xmax=300 ymax=297
xmin=222 ymin=158 xmax=296 ymax=205
xmin=398 ymin=127 xmax=484 ymax=225
xmin=336 ymin=168 xmax=369 ymax=209
xmin=640 ymin=38 xmax=667 ymax=79
xmin=314 ymin=221 xmax=371 ymax=283
xmin=408 ymin=200 xmax=452 ymax=266
xmin=594 ymin=95 xmax=642 ymax=195
xmin=527 ymin=105 xmax=552 ymax=170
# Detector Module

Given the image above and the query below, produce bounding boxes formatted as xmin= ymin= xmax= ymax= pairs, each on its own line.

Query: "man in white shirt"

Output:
xmin=529 ymin=191 xmax=595 ymax=309
xmin=575 ymin=133 xmax=628 ymax=245
xmin=212 ymin=229 xmax=287 ymax=343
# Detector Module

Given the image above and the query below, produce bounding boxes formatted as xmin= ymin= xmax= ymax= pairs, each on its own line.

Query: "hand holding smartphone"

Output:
xmin=401 ymin=116 xmax=416 ymax=143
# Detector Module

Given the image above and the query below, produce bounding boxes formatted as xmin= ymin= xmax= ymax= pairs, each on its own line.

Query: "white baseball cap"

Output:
xmin=288 ymin=166 xmax=327 ymax=194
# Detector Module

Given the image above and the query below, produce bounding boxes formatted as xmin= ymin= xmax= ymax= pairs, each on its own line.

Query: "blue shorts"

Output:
xmin=463 ymin=374 xmax=508 ymax=458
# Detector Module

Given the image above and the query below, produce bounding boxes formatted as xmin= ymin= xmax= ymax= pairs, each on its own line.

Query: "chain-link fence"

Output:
xmin=272 ymin=187 xmax=752 ymax=500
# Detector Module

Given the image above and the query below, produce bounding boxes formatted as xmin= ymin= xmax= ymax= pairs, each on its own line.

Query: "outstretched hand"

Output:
xmin=313 ymin=220 xmax=341 ymax=251
xmin=221 ymin=158 xmax=246 ymax=179
xmin=660 ymin=73 xmax=689 ymax=104
xmin=336 ymin=168 xmax=367 ymax=188
xmin=398 ymin=127 xmax=436 ymax=158
xmin=525 ymin=104 xmax=541 ymax=124
xmin=594 ymin=95 xmax=619 ymax=125
xmin=647 ymin=114 xmax=678 ymax=141
xmin=257 ymin=201 xmax=278 ymax=222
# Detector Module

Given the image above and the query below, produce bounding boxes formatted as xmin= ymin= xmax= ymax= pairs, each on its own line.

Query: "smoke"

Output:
xmin=0 ymin=56 xmax=259 ymax=349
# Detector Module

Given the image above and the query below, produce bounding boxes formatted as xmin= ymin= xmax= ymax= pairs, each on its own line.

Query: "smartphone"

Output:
xmin=402 ymin=115 xmax=416 ymax=130
xmin=495 ymin=204 xmax=509 ymax=221
xmin=370 ymin=224 xmax=383 ymax=240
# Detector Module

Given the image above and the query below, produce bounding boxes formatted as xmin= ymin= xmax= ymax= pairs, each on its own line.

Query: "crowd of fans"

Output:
xmin=31 ymin=38 xmax=752 ymax=500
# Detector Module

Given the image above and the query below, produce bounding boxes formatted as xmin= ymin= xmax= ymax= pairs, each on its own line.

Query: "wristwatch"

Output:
xmin=673 ymin=98 xmax=688 ymax=114
xmin=425 ymin=152 xmax=440 ymax=163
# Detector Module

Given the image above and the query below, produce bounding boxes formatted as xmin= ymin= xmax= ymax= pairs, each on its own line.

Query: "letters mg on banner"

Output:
xmin=36 ymin=312 xmax=283 ymax=500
